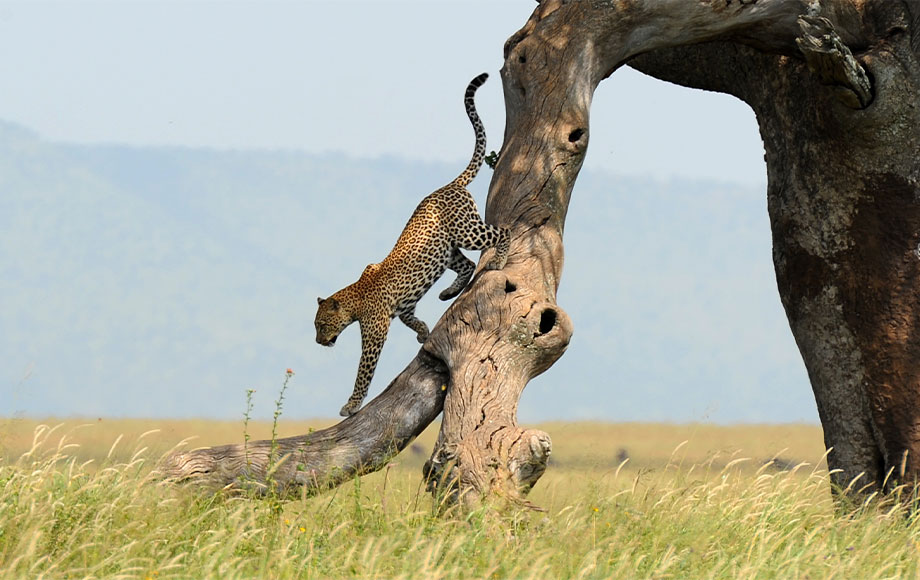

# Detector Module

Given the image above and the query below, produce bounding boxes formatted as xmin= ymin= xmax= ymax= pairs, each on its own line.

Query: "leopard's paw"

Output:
xmin=483 ymin=255 xmax=508 ymax=271
xmin=438 ymin=287 xmax=460 ymax=301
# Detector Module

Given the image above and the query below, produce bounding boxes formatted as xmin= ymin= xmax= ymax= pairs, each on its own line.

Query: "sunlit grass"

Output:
xmin=1 ymin=419 xmax=917 ymax=578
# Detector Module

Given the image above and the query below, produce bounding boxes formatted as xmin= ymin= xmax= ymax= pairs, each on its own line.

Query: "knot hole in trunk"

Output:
xmin=538 ymin=308 xmax=556 ymax=335
xmin=523 ymin=301 xmax=573 ymax=378
xmin=562 ymin=126 xmax=587 ymax=154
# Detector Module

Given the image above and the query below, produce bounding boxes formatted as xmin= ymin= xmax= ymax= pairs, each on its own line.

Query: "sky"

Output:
xmin=1 ymin=1 xmax=813 ymax=424
xmin=0 ymin=0 xmax=767 ymax=185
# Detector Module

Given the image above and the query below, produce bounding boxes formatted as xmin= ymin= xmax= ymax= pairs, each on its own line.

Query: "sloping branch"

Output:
xmin=161 ymin=351 xmax=447 ymax=494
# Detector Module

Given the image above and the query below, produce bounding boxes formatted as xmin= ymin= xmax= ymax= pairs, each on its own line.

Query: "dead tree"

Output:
xmin=163 ymin=0 xmax=920 ymax=504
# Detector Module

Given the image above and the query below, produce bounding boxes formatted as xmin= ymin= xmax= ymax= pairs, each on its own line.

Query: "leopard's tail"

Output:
xmin=453 ymin=72 xmax=488 ymax=188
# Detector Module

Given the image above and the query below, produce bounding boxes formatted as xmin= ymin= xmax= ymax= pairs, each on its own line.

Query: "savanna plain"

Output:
xmin=1 ymin=416 xmax=918 ymax=579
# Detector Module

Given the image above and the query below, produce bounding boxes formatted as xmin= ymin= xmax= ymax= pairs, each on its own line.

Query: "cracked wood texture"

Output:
xmin=164 ymin=0 xmax=920 ymax=503
xmin=624 ymin=0 xmax=920 ymax=494
xmin=161 ymin=351 xmax=450 ymax=495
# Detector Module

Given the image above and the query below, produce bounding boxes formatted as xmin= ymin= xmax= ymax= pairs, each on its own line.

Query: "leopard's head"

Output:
xmin=314 ymin=296 xmax=353 ymax=346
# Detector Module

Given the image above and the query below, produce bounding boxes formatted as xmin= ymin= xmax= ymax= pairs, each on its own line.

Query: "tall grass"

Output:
xmin=1 ymin=421 xmax=918 ymax=578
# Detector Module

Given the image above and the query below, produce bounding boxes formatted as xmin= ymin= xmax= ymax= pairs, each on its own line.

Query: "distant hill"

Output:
xmin=0 ymin=120 xmax=817 ymax=423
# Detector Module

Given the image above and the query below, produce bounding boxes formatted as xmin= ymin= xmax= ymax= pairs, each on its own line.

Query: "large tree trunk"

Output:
xmin=164 ymin=0 xmax=920 ymax=504
xmin=625 ymin=1 xmax=920 ymax=494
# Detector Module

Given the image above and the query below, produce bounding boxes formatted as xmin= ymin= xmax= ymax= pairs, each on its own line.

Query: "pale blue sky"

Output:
xmin=0 ymin=0 xmax=766 ymax=185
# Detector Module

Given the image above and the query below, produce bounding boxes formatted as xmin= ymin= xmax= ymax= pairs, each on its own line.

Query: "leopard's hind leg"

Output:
xmin=438 ymin=248 xmax=475 ymax=300
xmin=458 ymin=220 xmax=510 ymax=271
xmin=398 ymin=309 xmax=430 ymax=343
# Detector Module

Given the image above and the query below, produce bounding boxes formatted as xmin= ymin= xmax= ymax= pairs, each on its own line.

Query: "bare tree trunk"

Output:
xmin=626 ymin=1 xmax=920 ymax=494
xmin=164 ymin=0 xmax=920 ymax=504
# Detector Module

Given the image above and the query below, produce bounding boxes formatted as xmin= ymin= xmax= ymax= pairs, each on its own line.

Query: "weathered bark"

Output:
xmin=161 ymin=351 xmax=449 ymax=494
xmin=165 ymin=0 xmax=920 ymax=503
xmin=626 ymin=0 xmax=920 ymax=494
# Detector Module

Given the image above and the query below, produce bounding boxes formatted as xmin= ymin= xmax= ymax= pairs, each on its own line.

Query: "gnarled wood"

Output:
xmin=161 ymin=351 xmax=448 ymax=494
xmin=165 ymin=0 xmax=920 ymax=504
xmin=626 ymin=0 xmax=920 ymax=494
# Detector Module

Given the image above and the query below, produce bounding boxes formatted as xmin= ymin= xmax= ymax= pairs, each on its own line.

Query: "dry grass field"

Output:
xmin=1 ymin=417 xmax=917 ymax=579
xmin=0 ymin=417 xmax=825 ymax=474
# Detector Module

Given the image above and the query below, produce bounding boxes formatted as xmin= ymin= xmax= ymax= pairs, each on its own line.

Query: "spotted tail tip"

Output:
xmin=466 ymin=73 xmax=489 ymax=96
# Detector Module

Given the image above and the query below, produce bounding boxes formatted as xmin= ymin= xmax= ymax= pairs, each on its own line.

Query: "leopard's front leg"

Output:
xmin=340 ymin=316 xmax=391 ymax=417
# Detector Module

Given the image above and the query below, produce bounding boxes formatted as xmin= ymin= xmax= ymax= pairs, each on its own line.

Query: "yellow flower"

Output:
xmin=299 ymin=526 xmax=306 ymax=533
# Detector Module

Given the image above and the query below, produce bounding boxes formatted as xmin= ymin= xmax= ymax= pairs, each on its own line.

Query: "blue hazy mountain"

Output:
xmin=0 ymin=121 xmax=816 ymax=423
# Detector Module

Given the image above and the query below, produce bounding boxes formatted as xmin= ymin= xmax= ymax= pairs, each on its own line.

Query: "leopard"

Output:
xmin=315 ymin=72 xmax=510 ymax=417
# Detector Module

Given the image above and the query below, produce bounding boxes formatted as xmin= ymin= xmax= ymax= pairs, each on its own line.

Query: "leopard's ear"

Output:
xmin=317 ymin=297 xmax=324 ymax=306
xmin=329 ymin=297 xmax=340 ymax=310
